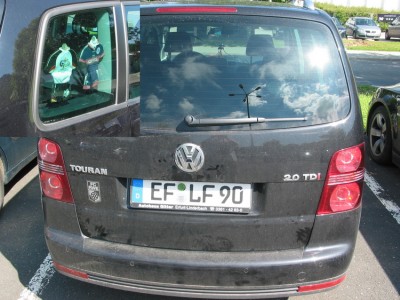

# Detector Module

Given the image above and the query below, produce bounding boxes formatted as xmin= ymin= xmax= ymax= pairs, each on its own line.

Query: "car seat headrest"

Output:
xmin=165 ymin=32 xmax=193 ymax=53
xmin=246 ymin=35 xmax=275 ymax=57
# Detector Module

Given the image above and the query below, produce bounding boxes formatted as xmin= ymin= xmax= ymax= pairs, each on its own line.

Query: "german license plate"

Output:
xmin=130 ymin=179 xmax=251 ymax=214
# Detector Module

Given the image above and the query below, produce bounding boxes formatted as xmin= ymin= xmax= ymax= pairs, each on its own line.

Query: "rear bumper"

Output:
xmin=43 ymin=198 xmax=361 ymax=299
xmin=356 ymin=32 xmax=381 ymax=39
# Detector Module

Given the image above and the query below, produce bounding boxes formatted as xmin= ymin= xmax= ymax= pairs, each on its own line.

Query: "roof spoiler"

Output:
xmin=291 ymin=0 xmax=315 ymax=10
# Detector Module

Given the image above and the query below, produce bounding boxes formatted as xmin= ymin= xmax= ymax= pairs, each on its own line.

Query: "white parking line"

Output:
xmin=18 ymin=253 xmax=55 ymax=300
xmin=364 ymin=171 xmax=400 ymax=225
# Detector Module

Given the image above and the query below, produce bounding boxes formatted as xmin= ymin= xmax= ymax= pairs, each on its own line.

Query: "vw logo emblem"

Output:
xmin=175 ymin=143 xmax=205 ymax=173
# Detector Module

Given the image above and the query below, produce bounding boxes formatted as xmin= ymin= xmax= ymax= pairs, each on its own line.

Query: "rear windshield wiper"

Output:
xmin=184 ymin=115 xmax=308 ymax=127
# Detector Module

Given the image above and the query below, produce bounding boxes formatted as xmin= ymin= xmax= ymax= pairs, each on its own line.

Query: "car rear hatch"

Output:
xmin=41 ymin=4 xmax=363 ymax=253
xmin=57 ymin=131 xmax=331 ymax=252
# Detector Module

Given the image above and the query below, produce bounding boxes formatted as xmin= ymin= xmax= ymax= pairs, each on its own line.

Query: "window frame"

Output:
xmin=32 ymin=1 xmax=128 ymax=132
xmin=0 ymin=0 xmax=4 ymax=31
xmin=122 ymin=2 xmax=140 ymax=107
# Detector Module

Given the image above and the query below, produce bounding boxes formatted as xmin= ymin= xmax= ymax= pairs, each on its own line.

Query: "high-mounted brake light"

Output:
xmin=156 ymin=7 xmax=238 ymax=14
xmin=317 ymin=144 xmax=364 ymax=215
xmin=38 ymin=138 xmax=74 ymax=203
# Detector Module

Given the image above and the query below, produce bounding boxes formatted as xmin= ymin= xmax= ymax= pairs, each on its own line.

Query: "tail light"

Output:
xmin=317 ymin=143 xmax=364 ymax=215
xmin=38 ymin=138 xmax=74 ymax=203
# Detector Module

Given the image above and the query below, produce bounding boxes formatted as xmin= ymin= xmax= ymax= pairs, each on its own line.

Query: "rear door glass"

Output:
xmin=38 ymin=7 xmax=116 ymax=124
xmin=141 ymin=15 xmax=350 ymax=131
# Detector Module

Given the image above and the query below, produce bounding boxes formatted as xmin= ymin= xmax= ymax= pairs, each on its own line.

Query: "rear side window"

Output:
xmin=141 ymin=15 xmax=350 ymax=131
xmin=38 ymin=7 xmax=116 ymax=124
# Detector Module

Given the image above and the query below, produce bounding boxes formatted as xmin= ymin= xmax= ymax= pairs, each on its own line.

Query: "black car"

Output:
xmin=39 ymin=1 xmax=365 ymax=299
xmin=0 ymin=137 xmax=37 ymax=212
xmin=367 ymin=85 xmax=400 ymax=167
xmin=0 ymin=0 xmax=139 ymax=136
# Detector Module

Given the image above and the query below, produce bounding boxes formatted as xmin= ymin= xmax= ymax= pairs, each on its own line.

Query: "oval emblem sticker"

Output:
xmin=175 ymin=143 xmax=205 ymax=173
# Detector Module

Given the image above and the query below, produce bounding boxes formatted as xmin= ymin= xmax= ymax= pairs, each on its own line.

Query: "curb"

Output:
xmin=346 ymin=50 xmax=400 ymax=60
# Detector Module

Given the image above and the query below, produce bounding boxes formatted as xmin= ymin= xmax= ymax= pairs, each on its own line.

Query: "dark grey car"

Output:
xmin=39 ymin=1 xmax=365 ymax=299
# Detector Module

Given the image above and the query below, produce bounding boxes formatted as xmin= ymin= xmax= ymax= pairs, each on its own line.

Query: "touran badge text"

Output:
xmin=70 ymin=164 xmax=108 ymax=175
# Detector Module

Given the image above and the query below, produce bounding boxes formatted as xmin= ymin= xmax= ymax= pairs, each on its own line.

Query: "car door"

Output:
xmin=31 ymin=1 xmax=140 ymax=137
xmin=345 ymin=18 xmax=354 ymax=36
xmin=0 ymin=137 xmax=36 ymax=183
xmin=388 ymin=18 xmax=396 ymax=37
xmin=395 ymin=93 xmax=400 ymax=160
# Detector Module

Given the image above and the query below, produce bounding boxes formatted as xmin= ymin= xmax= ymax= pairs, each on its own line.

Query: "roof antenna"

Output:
xmin=304 ymin=0 xmax=315 ymax=9
xmin=291 ymin=0 xmax=315 ymax=10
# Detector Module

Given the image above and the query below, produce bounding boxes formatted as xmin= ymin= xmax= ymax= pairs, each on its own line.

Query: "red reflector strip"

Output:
xmin=328 ymin=169 xmax=365 ymax=185
xmin=156 ymin=7 xmax=238 ymax=13
xmin=298 ymin=275 xmax=346 ymax=292
xmin=38 ymin=160 xmax=64 ymax=175
xmin=53 ymin=261 xmax=89 ymax=279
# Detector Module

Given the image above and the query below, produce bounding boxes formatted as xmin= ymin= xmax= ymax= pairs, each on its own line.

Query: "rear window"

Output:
xmin=141 ymin=14 xmax=350 ymax=131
